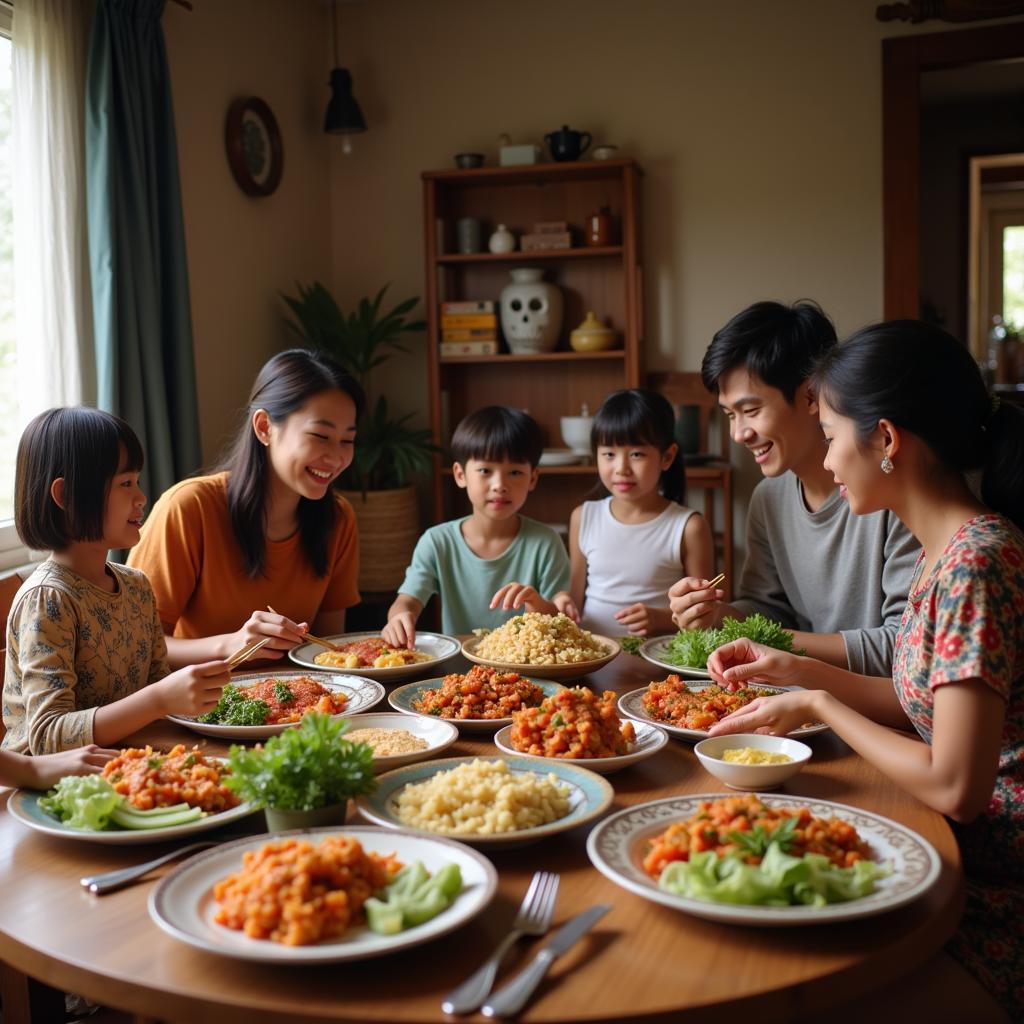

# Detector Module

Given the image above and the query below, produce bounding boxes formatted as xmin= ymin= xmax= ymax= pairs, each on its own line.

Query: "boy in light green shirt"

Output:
xmin=383 ymin=407 xmax=575 ymax=644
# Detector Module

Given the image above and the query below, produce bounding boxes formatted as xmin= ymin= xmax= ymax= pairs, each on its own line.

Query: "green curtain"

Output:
xmin=85 ymin=0 xmax=200 ymax=502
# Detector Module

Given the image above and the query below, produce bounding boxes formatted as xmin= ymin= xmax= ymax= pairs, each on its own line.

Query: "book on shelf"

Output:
xmin=441 ymin=327 xmax=498 ymax=342
xmin=441 ymin=299 xmax=495 ymax=314
xmin=440 ymin=313 xmax=498 ymax=329
xmin=440 ymin=340 xmax=499 ymax=357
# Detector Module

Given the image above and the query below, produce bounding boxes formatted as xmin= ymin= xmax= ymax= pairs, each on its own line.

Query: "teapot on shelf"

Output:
xmin=544 ymin=125 xmax=592 ymax=162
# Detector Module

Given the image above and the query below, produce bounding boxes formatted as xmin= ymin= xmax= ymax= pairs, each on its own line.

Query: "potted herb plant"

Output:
xmin=224 ymin=714 xmax=377 ymax=831
xmin=282 ymin=281 xmax=434 ymax=591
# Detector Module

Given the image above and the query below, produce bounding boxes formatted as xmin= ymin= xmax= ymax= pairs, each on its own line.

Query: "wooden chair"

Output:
xmin=648 ymin=371 xmax=734 ymax=593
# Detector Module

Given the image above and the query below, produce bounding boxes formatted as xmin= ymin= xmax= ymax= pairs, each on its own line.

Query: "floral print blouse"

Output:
xmin=2 ymin=560 xmax=170 ymax=754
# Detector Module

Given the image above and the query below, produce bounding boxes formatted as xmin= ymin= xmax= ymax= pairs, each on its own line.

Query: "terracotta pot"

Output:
xmin=338 ymin=484 xmax=420 ymax=592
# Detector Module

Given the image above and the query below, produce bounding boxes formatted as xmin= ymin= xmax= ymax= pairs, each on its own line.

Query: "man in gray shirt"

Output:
xmin=668 ymin=300 xmax=918 ymax=675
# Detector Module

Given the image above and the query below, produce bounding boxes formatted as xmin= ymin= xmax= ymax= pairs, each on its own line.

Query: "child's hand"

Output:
xmin=20 ymin=745 xmax=119 ymax=789
xmin=382 ymin=613 xmax=417 ymax=650
xmin=668 ymin=576 xmax=726 ymax=630
xmin=154 ymin=661 xmax=230 ymax=717
xmin=613 ymin=602 xmax=665 ymax=637
xmin=490 ymin=582 xmax=540 ymax=612
xmin=228 ymin=610 xmax=309 ymax=660
xmin=553 ymin=591 xmax=580 ymax=623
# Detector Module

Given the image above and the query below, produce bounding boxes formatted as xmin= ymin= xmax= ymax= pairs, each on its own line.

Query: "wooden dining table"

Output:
xmin=0 ymin=651 xmax=964 ymax=1024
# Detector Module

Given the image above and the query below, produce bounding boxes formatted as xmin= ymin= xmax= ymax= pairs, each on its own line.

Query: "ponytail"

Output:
xmin=981 ymin=399 xmax=1024 ymax=532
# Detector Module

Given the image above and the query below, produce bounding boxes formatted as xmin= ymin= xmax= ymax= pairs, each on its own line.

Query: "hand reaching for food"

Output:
xmin=706 ymin=639 xmax=805 ymax=691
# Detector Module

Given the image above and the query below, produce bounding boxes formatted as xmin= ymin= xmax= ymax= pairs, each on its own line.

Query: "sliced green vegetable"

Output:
xmin=110 ymin=805 xmax=204 ymax=830
xmin=365 ymin=860 xmax=463 ymax=934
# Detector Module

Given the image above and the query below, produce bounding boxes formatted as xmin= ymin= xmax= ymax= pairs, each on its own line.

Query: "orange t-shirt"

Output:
xmin=127 ymin=472 xmax=360 ymax=638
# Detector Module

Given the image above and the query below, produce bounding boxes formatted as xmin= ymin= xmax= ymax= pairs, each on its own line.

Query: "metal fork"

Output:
xmin=441 ymin=871 xmax=559 ymax=1015
xmin=80 ymin=841 xmax=217 ymax=894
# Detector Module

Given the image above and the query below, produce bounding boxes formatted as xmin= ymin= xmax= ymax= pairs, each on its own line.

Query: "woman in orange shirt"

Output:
xmin=129 ymin=349 xmax=365 ymax=668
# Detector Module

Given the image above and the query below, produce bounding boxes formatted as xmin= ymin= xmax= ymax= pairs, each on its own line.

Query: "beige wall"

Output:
xmin=164 ymin=0 xmax=331 ymax=465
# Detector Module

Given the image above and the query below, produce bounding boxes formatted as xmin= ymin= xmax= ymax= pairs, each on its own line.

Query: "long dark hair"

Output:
xmin=591 ymin=388 xmax=686 ymax=504
xmin=812 ymin=320 xmax=1024 ymax=531
xmin=219 ymin=349 xmax=365 ymax=578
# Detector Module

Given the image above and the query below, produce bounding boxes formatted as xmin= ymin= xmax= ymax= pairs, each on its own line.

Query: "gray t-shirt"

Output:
xmin=732 ymin=474 xmax=919 ymax=676
xmin=398 ymin=516 xmax=571 ymax=635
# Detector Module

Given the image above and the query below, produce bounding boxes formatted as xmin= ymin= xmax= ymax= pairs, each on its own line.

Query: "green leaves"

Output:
xmin=281 ymin=281 xmax=435 ymax=492
xmin=661 ymin=614 xmax=801 ymax=669
xmin=199 ymin=684 xmax=270 ymax=726
xmin=39 ymin=776 xmax=123 ymax=830
xmin=224 ymin=714 xmax=377 ymax=811
xmin=729 ymin=814 xmax=798 ymax=859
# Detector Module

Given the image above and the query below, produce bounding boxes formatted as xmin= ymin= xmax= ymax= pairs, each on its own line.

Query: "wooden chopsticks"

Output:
xmin=225 ymin=636 xmax=272 ymax=670
xmin=706 ymin=573 xmax=726 ymax=590
xmin=266 ymin=606 xmax=342 ymax=652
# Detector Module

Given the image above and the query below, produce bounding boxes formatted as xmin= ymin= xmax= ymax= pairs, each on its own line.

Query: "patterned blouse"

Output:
xmin=891 ymin=513 xmax=1024 ymax=1012
xmin=1 ymin=560 xmax=170 ymax=755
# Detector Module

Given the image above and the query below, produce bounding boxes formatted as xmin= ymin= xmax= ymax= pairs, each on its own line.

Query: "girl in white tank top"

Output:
xmin=567 ymin=389 xmax=714 ymax=639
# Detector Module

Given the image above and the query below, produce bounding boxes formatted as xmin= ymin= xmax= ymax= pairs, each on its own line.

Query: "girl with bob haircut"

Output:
xmin=567 ymin=388 xmax=714 ymax=637
xmin=2 ymin=408 xmax=230 ymax=754
xmin=128 ymin=348 xmax=366 ymax=666
xmin=706 ymin=321 xmax=1024 ymax=1020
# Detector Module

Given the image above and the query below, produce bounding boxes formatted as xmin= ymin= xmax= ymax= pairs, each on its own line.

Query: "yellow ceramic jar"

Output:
xmin=570 ymin=311 xmax=617 ymax=353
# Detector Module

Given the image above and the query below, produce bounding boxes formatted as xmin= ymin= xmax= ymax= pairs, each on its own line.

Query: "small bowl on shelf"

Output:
xmin=560 ymin=415 xmax=593 ymax=455
xmin=693 ymin=734 xmax=811 ymax=791
xmin=454 ymin=152 xmax=485 ymax=169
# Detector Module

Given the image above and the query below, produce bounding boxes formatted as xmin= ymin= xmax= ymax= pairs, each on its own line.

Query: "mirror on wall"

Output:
xmin=968 ymin=154 xmax=1024 ymax=386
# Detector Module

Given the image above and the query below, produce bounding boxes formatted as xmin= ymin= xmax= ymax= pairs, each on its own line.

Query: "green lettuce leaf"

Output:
xmin=38 ymin=775 xmax=124 ymax=830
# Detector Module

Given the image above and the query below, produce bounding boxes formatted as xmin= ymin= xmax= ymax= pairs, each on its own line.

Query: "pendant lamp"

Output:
xmin=324 ymin=1 xmax=366 ymax=149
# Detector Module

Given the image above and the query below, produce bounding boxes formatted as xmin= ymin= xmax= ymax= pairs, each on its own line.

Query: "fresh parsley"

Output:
xmin=619 ymin=636 xmax=643 ymax=656
xmin=729 ymin=815 xmax=798 ymax=858
xmin=199 ymin=684 xmax=270 ymax=726
xmin=273 ymin=681 xmax=295 ymax=704
xmin=224 ymin=714 xmax=377 ymax=811
xmin=661 ymin=613 xmax=802 ymax=669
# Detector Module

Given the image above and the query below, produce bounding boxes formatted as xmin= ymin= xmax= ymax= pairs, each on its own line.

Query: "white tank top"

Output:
xmin=578 ymin=497 xmax=695 ymax=638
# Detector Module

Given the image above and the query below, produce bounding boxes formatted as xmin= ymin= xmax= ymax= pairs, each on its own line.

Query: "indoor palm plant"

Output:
xmin=283 ymin=281 xmax=434 ymax=590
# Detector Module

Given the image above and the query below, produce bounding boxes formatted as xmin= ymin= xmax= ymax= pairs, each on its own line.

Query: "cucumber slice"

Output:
xmin=364 ymin=897 xmax=403 ymax=935
xmin=110 ymin=806 xmax=204 ymax=830
xmin=120 ymin=802 xmax=194 ymax=817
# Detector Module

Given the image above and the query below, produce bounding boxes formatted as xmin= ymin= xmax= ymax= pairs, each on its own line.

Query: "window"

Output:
xmin=0 ymin=11 xmax=13 ymax=528
xmin=1002 ymin=225 xmax=1024 ymax=330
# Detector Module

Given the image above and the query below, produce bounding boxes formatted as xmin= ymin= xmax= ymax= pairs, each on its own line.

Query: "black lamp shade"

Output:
xmin=324 ymin=68 xmax=367 ymax=135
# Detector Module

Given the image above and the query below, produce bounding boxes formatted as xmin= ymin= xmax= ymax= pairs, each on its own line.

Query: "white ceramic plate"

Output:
xmin=638 ymin=635 xmax=713 ymax=679
xmin=388 ymin=677 xmax=566 ymax=733
xmin=492 ymin=721 xmax=668 ymax=775
xmin=461 ymin=634 xmax=620 ymax=681
xmin=149 ymin=825 xmax=497 ymax=962
xmin=8 ymin=786 xmax=257 ymax=845
xmin=538 ymin=448 xmax=584 ymax=467
xmin=288 ymin=631 xmax=461 ymax=681
xmin=356 ymin=755 xmax=614 ymax=848
xmin=342 ymin=712 xmax=459 ymax=772
xmin=587 ymin=793 xmax=941 ymax=927
xmin=167 ymin=671 xmax=385 ymax=740
xmin=617 ymin=684 xmax=830 ymax=742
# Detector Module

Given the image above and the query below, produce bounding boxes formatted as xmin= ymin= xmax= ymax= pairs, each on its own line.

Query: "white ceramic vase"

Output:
xmin=488 ymin=224 xmax=516 ymax=253
xmin=500 ymin=268 xmax=563 ymax=354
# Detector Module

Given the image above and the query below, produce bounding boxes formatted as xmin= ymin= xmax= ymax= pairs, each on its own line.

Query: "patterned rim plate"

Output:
xmin=388 ymin=677 xmax=566 ymax=733
xmin=149 ymin=825 xmax=498 ymax=963
xmin=492 ymin=721 xmax=668 ymax=774
xmin=288 ymin=632 xmax=461 ymax=681
xmin=8 ymin=777 xmax=257 ymax=846
xmin=355 ymin=755 xmax=614 ymax=848
xmin=638 ymin=636 xmax=713 ymax=679
xmin=167 ymin=670 xmax=385 ymax=740
xmin=461 ymin=634 xmax=620 ymax=681
xmin=343 ymin=712 xmax=459 ymax=772
xmin=586 ymin=793 xmax=942 ymax=926
xmin=617 ymin=684 xmax=830 ymax=742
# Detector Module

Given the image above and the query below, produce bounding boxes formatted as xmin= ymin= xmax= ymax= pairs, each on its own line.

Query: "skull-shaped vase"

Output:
xmin=500 ymin=268 xmax=563 ymax=354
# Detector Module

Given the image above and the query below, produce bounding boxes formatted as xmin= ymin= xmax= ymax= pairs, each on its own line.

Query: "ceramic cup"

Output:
xmin=456 ymin=216 xmax=483 ymax=254
xmin=592 ymin=145 xmax=618 ymax=160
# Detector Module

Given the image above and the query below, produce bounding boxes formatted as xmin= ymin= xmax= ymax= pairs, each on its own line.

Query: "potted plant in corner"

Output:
xmin=282 ymin=281 xmax=434 ymax=592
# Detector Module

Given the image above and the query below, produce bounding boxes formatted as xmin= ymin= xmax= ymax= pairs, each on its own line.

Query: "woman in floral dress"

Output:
xmin=704 ymin=320 xmax=1024 ymax=1021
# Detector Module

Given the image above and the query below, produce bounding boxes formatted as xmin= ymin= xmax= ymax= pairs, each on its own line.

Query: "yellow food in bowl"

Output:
xmin=720 ymin=747 xmax=793 ymax=765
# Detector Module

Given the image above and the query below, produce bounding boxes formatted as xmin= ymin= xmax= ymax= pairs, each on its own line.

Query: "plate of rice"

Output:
xmin=288 ymin=631 xmax=461 ymax=682
xmin=341 ymin=712 xmax=460 ymax=772
xmin=355 ymin=755 xmax=614 ymax=848
xmin=462 ymin=613 xmax=620 ymax=680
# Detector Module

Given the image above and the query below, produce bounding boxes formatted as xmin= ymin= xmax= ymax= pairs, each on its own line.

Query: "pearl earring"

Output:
xmin=880 ymin=455 xmax=894 ymax=475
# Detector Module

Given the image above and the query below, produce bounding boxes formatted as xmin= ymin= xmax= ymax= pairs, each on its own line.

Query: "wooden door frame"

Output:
xmin=883 ymin=22 xmax=1024 ymax=319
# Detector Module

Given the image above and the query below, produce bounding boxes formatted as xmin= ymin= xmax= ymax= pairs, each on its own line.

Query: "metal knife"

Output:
xmin=480 ymin=904 xmax=611 ymax=1018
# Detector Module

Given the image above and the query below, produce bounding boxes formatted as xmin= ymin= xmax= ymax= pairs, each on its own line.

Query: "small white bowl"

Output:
xmin=560 ymin=415 xmax=593 ymax=455
xmin=693 ymin=734 xmax=811 ymax=791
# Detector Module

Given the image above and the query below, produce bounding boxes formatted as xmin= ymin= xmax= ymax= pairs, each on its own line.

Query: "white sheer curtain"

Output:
xmin=12 ymin=0 xmax=95 ymax=416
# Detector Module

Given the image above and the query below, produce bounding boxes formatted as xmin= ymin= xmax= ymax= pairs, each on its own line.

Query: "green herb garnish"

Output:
xmin=199 ymin=683 xmax=270 ymax=726
xmin=551 ymin=713 xmax=565 ymax=728
xmin=661 ymin=614 xmax=802 ymax=669
xmin=224 ymin=714 xmax=376 ymax=811
xmin=729 ymin=815 xmax=798 ymax=859
xmin=273 ymin=681 xmax=295 ymax=704
xmin=147 ymin=757 xmax=164 ymax=770
xmin=619 ymin=636 xmax=643 ymax=656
